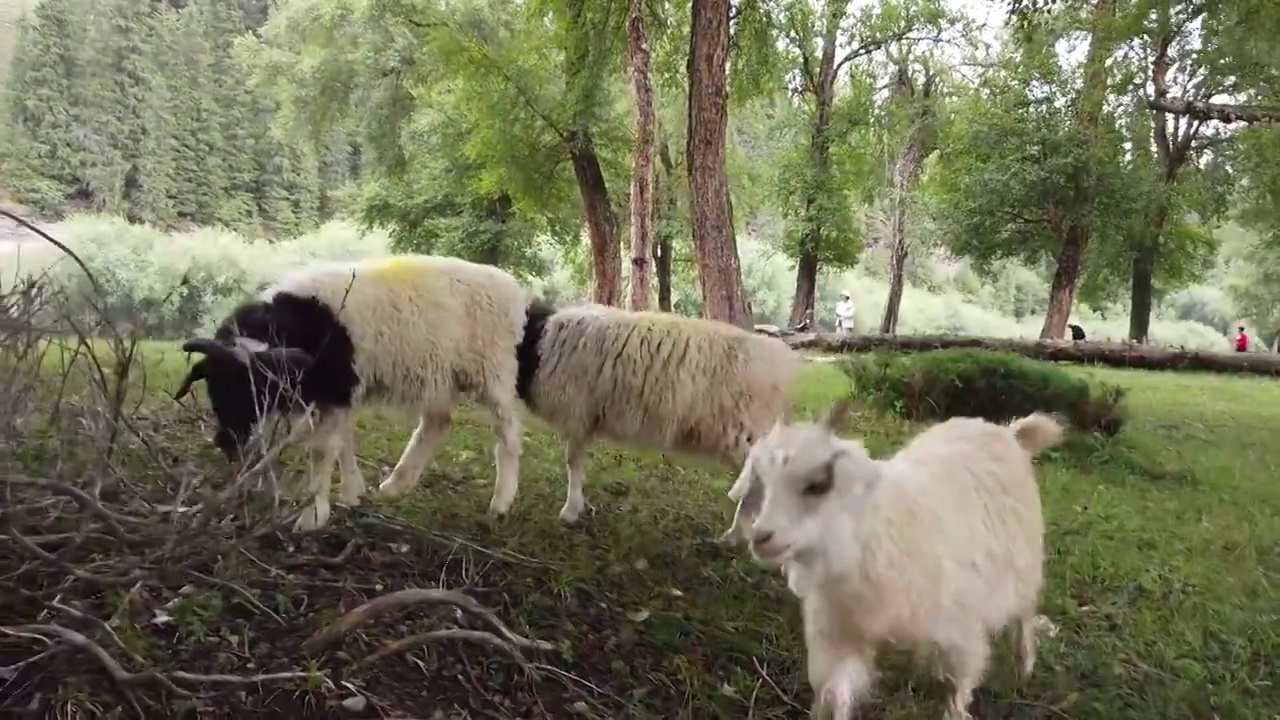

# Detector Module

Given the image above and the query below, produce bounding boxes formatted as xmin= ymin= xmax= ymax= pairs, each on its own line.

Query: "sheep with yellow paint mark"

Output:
xmin=173 ymin=254 xmax=532 ymax=532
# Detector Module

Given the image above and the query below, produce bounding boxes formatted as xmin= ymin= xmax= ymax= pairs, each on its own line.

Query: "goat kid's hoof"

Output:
xmin=293 ymin=504 xmax=331 ymax=533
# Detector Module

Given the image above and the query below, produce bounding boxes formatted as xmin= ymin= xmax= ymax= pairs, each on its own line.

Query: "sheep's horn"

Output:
xmin=182 ymin=338 xmax=248 ymax=365
xmin=257 ymin=346 xmax=315 ymax=371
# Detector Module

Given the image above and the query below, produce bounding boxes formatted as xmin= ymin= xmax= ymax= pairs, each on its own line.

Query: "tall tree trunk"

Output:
xmin=563 ymin=0 xmax=620 ymax=307
xmin=686 ymin=0 xmax=750 ymax=326
xmin=790 ymin=253 xmax=819 ymax=330
xmin=787 ymin=1 xmax=843 ymax=330
xmin=655 ymin=137 xmax=676 ymax=312
xmin=626 ymin=0 xmax=656 ymax=311
xmin=569 ymin=134 xmax=621 ymax=306
xmin=1128 ymin=235 xmax=1158 ymax=342
xmin=1129 ymin=0 xmax=1202 ymax=342
xmin=1038 ymin=0 xmax=1116 ymax=339
xmin=879 ymin=64 xmax=934 ymax=335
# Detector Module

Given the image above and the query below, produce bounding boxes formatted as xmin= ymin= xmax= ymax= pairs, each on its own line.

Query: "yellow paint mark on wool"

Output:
xmin=360 ymin=255 xmax=439 ymax=283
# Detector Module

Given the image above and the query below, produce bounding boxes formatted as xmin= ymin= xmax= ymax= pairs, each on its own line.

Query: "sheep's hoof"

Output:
xmin=487 ymin=498 xmax=513 ymax=518
xmin=375 ymin=477 xmax=410 ymax=499
xmin=558 ymin=498 xmax=598 ymax=525
xmin=293 ymin=503 xmax=330 ymax=533
xmin=338 ymin=486 xmax=365 ymax=508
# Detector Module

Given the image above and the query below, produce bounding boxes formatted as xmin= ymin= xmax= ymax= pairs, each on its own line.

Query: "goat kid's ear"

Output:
xmin=822 ymin=396 xmax=861 ymax=431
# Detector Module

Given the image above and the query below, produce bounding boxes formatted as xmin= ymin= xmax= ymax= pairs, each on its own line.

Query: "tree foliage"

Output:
xmin=2 ymin=0 xmax=347 ymax=236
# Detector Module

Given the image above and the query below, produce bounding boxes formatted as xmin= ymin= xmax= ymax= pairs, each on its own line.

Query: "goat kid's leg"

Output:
xmin=293 ymin=414 xmax=343 ymax=532
xmin=558 ymin=439 xmax=591 ymax=524
xmin=809 ymin=652 xmax=875 ymax=720
xmin=377 ymin=408 xmax=452 ymax=498
xmin=1013 ymin=612 xmax=1040 ymax=680
xmin=483 ymin=393 xmax=524 ymax=517
xmin=940 ymin=631 xmax=991 ymax=720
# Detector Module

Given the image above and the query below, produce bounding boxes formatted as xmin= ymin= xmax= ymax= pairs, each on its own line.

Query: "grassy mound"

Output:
xmin=842 ymin=349 xmax=1127 ymax=437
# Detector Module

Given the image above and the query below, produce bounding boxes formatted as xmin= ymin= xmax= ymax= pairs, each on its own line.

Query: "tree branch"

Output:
xmin=833 ymin=32 xmax=942 ymax=77
xmin=1148 ymin=97 xmax=1280 ymax=125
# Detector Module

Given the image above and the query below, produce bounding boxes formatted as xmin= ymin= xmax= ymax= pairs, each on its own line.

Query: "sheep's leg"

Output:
xmin=482 ymin=393 xmax=524 ymax=517
xmin=334 ymin=412 xmax=365 ymax=507
xmin=1014 ymin=613 xmax=1039 ymax=680
xmin=556 ymin=438 xmax=593 ymax=524
xmin=940 ymin=632 xmax=991 ymax=720
xmin=293 ymin=414 xmax=343 ymax=532
xmin=377 ymin=408 xmax=452 ymax=498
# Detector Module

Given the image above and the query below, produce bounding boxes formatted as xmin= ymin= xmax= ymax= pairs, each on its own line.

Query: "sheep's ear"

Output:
xmin=173 ymin=360 xmax=208 ymax=401
xmin=821 ymin=396 xmax=859 ymax=431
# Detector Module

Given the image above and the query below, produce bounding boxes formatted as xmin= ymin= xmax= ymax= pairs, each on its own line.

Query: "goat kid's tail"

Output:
xmin=1009 ymin=412 xmax=1066 ymax=456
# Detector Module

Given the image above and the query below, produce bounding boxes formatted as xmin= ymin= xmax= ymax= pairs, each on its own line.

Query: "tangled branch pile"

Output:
xmin=0 ymin=214 xmax=557 ymax=717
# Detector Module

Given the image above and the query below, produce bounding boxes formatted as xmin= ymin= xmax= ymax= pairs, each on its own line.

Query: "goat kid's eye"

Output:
xmin=802 ymin=478 xmax=833 ymax=497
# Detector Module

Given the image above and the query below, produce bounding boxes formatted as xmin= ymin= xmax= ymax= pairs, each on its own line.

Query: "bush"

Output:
xmin=0 ymin=214 xmax=396 ymax=338
xmin=842 ymin=349 xmax=1126 ymax=437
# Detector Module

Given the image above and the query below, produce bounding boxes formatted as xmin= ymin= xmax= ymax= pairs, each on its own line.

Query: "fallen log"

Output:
xmin=775 ymin=332 xmax=1280 ymax=377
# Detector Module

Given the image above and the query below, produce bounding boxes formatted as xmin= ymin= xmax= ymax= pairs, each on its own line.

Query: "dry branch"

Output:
xmin=775 ymin=332 xmax=1280 ymax=377
xmin=302 ymin=588 xmax=555 ymax=659
xmin=1147 ymin=97 xmax=1280 ymax=125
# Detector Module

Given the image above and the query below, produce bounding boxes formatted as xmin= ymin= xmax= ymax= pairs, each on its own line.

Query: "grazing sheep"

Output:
xmin=173 ymin=255 xmax=531 ymax=532
xmin=499 ymin=303 xmax=806 ymax=533
xmin=741 ymin=400 xmax=1064 ymax=720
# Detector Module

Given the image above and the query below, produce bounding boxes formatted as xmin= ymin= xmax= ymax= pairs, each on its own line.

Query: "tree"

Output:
xmin=878 ymin=53 xmax=938 ymax=334
xmin=772 ymin=0 xmax=943 ymax=331
xmin=686 ymin=0 xmax=750 ymax=326
xmin=1036 ymin=0 xmax=1118 ymax=339
xmin=626 ymin=0 xmax=656 ymax=311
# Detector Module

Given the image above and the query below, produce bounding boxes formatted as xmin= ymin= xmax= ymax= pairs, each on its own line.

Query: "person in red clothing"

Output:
xmin=1235 ymin=326 xmax=1249 ymax=352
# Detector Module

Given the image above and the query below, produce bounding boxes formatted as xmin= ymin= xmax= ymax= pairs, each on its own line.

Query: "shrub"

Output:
xmin=0 ymin=215 xmax=396 ymax=338
xmin=842 ymin=349 xmax=1126 ymax=437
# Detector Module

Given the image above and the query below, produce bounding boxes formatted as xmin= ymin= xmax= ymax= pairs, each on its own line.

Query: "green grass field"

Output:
xmin=3 ymin=340 xmax=1278 ymax=719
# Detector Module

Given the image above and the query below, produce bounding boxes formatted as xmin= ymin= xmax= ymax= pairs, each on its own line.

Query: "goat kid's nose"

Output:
xmin=752 ymin=529 xmax=775 ymax=546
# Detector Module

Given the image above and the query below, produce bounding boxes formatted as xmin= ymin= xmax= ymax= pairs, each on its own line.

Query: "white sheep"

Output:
xmin=173 ymin=254 xmax=532 ymax=532
xmin=740 ymin=399 xmax=1065 ymax=719
xmin=379 ymin=302 xmax=804 ymax=534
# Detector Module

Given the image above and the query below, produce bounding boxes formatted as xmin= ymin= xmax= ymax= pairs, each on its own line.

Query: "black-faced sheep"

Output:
xmin=379 ymin=302 xmax=804 ymax=534
xmin=740 ymin=400 xmax=1064 ymax=719
xmin=173 ymin=255 xmax=532 ymax=532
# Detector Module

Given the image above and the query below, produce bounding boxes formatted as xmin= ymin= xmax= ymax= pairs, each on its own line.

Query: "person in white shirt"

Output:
xmin=834 ymin=290 xmax=856 ymax=334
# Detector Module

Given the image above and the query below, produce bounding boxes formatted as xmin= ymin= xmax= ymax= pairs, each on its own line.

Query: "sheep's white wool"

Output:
xmin=268 ymin=255 xmax=529 ymax=411
xmin=257 ymin=255 xmax=530 ymax=530
xmin=745 ymin=404 xmax=1064 ymax=720
xmin=526 ymin=304 xmax=802 ymax=527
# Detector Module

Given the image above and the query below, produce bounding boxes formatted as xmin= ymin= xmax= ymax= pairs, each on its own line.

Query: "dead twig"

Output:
xmin=184 ymin=570 xmax=286 ymax=626
xmin=301 ymin=588 xmax=555 ymax=657
xmin=357 ymin=628 xmax=533 ymax=668
xmin=0 ymin=623 xmax=325 ymax=697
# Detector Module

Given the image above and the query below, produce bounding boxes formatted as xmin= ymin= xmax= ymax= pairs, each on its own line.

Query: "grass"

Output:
xmin=4 ymin=340 xmax=1279 ymax=719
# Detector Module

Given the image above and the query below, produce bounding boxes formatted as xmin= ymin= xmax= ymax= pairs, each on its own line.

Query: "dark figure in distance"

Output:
xmin=1068 ymin=324 xmax=1086 ymax=342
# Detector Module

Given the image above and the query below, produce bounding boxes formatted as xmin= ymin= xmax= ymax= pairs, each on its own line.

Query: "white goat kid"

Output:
xmin=741 ymin=399 xmax=1065 ymax=720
